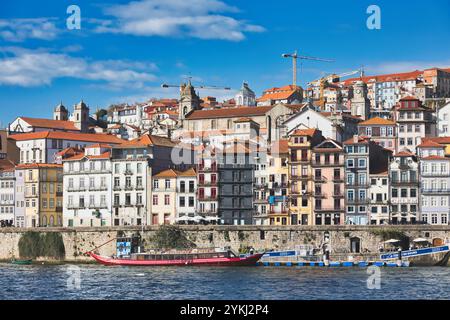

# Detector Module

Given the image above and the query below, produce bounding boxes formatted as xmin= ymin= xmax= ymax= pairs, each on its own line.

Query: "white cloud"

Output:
xmin=0 ymin=18 xmax=59 ymax=42
xmin=0 ymin=47 xmax=158 ymax=88
xmin=94 ymin=0 xmax=265 ymax=41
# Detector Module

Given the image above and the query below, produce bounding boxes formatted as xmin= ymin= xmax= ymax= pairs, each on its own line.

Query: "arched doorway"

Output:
xmin=433 ymin=238 xmax=444 ymax=247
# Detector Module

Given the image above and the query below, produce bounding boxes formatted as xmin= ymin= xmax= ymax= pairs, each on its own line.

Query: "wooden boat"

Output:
xmin=89 ymin=248 xmax=263 ymax=267
xmin=10 ymin=258 xmax=32 ymax=265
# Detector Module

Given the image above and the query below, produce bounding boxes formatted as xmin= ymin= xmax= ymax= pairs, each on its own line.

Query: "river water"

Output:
xmin=1 ymin=263 xmax=449 ymax=300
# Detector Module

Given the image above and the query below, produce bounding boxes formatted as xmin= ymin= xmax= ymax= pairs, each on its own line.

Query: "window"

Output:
xmin=179 ymin=197 xmax=186 ymax=207
xmin=165 ymin=195 xmax=170 ymax=205
xmin=152 ymin=195 xmax=158 ymax=206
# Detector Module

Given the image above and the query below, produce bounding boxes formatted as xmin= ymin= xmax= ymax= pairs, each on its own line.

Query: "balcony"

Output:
xmin=88 ymin=203 xmax=108 ymax=209
xmin=314 ymin=206 xmax=345 ymax=212
xmin=312 ymin=160 xmax=344 ymax=167
xmin=0 ymin=201 xmax=14 ymax=206
xmin=135 ymin=185 xmax=145 ymax=191
xmin=313 ymin=192 xmax=326 ymax=198
xmin=198 ymin=181 xmax=217 ymax=187
xmin=254 ymin=183 xmax=269 ymax=189
xmin=332 ymin=176 xmax=344 ymax=183
xmin=332 ymin=192 xmax=344 ymax=198
xmin=421 ymin=188 xmax=450 ymax=194
xmin=113 ymin=186 xmax=122 ymax=191
xmin=391 ymin=179 xmax=418 ymax=186
xmin=390 ymin=198 xmax=418 ymax=204
xmin=345 ymin=181 xmax=370 ymax=187
xmin=346 ymin=198 xmax=370 ymax=205
xmin=268 ymin=209 xmax=288 ymax=215
xmin=254 ymin=198 xmax=268 ymax=204
xmin=67 ymin=204 xmax=86 ymax=210
xmin=314 ymin=176 xmax=328 ymax=183
xmin=124 ymin=170 xmax=134 ymax=176
xmin=66 ymin=187 xmax=86 ymax=192
xmin=198 ymin=196 xmax=218 ymax=201
xmin=290 ymin=174 xmax=311 ymax=181
xmin=421 ymin=172 xmax=450 ymax=177
xmin=88 ymin=186 xmax=109 ymax=192
xmin=124 ymin=185 xmax=134 ymax=191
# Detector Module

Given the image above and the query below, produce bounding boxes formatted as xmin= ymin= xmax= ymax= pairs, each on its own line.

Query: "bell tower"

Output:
xmin=179 ymin=80 xmax=200 ymax=121
xmin=53 ymin=102 xmax=68 ymax=121
xmin=350 ymin=81 xmax=370 ymax=120
xmin=73 ymin=100 xmax=89 ymax=132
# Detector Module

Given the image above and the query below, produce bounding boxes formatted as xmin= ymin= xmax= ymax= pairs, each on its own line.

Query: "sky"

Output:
xmin=0 ymin=0 xmax=449 ymax=126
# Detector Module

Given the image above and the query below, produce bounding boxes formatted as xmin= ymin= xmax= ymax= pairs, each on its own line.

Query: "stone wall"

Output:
xmin=1 ymin=225 xmax=450 ymax=262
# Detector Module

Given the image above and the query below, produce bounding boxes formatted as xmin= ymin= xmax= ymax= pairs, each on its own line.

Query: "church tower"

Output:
xmin=350 ymin=81 xmax=370 ymax=120
xmin=73 ymin=100 xmax=89 ymax=132
xmin=179 ymin=80 xmax=200 ymax=121
xmin=53 ymin=102 xmax=68 ymax=121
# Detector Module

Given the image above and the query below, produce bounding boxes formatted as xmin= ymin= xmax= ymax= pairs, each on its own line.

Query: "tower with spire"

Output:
xmin=179 ymin=80 xmax=200 ymax=121
xmin=53 ymin=102 xmax=68 ymax=121
xmin=73 ymin=100 xmax=90 ymax=132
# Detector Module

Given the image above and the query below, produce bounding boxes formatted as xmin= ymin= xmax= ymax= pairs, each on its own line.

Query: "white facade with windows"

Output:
xmin=0 ymin=167 xmax=15 ymax=227
xmin=176 ymin=170 xmax=197 ymax=221
xmin=437 ymin=101 xmax=450 ymax=137
xmin=63 ymin=145 xmax=113 ymax=227
xmin=418 ymin=145 xmax=450 ymax=225
xmin=369 ymin=173 xmax=389 ymax=225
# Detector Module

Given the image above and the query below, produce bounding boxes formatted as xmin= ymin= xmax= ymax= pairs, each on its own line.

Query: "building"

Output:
xmin=9 ymin=101 xmax=90 ymax=134
xmin=14 ymin=166 xmax=25 ymax=227
xmin=196 ymin=148 xmax=219 ymax=222
xmin=175 ymin=168 xmax=198 ymax=223
xmin=349 ymin=81 xmax=371 ymax=120
xmin=369 ymin=171 xmax=389 ymax=225
xmin=10 ymin=131 xmax=124 ymax=164
xmin=288 ymin=128 xmax=324 ymax=225
xmin=217 ymin=142 xmax=255 ymax=225
xmin=343 ymin=136 xmax=391 ymax=225
xmin=253 ymin=144 xmax=269 ymax=225
xmin=0 ymin=129 xmax=19 ymax=162
xmin=15 ymin=163 xmax=63 ymax=227
xmin=311 ymin=139 xmax=345 ymax=225
xmin=267 ymin=140 xmax=289 ymax=225
xmin=393 ymin=96 xmax=436 ymax=152
xmin=357 ymin=117 xmax=397 ymax=152
xmin=257 ymin=85 xmax=303 ymax=106
xmin=235 ymin=82 xmax=256 ymax=106
xmin=417 ymin=140 xmax=450 ymax=225
xmin=0 ymin=160 xmax=15 ymax=227
xmin=388 ymin=150 xmax=420 ymax=225
xmin=437 ymin=101 xmax=450 ymax=137
xmin=151 ymin=169 xmax=178 ymax=225
xmin=283 ymin=106 xmax=361 ymax=143
xmin=63 ymin=144 xmax=113 ymax=227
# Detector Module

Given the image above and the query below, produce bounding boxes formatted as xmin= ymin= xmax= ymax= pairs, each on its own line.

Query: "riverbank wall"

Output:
xmin=1 ymin=225 xmax=450 ymax=264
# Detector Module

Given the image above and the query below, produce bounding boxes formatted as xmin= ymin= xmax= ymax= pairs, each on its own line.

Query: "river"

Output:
xmin=1 ymin=263 xmax=449 ymax=300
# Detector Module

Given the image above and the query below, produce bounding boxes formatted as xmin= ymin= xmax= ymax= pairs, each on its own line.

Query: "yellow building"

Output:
xmin=16 ymin=163 xmax=63 ymax=227
xmin=267 ymin=140 xmax=289 ymax=225
xmin=288 ymin=129 xmax=323 ymax=225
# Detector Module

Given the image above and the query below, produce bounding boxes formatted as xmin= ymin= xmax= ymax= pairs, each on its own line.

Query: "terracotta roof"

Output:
xmin=257 ymin=90 xmax=299 ymax=102
xmin=85 ymin=143 xmax=112 ymax=149
xmin=185 ymin=106 xmax=273 ymax=120
xmin=178 ymin=168 xmax=197 ymax=177
xmin=9 ymin=131 xmax=124 ymax=144
xmin=234 ymin=117 xmax=254 ymax=123
xmin=422 ymin=155 xmax=449 ymax=160
xmin=115 ymin=134 xmax=175 ymax=148
xmin=270 ymin=139 xmax=289 ymax=155
xmin=63 ymin=151 xmax=111 ymax=162
xmin=55 ymin=147 xmax=84 ymax=158
xmin=394 ymin=150 xmax=415 ymax=157
xmin=341 ymin=70 xmax=422 ymax=86
xmin=417 ymin=140 xmax=444 ymax=148
xmin=424 ymin=137 xmax=450 ymax=144
xmin=223 ymin=143 xmax=252 ymax=154
xmin=18 ymin=117 xmax=79 ymax=131
xmin=399 ymin=96 xmax=420 ymax=101
xmin=15 ymin=163 xmax=63 ymax=169
xmin=291 ymin=128 xmax=320 ymax=137
xmin=343 ymin=136 xmax=370 ymax=145
xmin=359 ymin=117 xmax=395 ymax=126
xmin=0 ymin=159 xmax=15 ymax=172
xmin=153 ymin=168 xmax=179 ymax=178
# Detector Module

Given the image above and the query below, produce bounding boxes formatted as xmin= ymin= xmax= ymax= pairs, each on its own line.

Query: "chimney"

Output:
xmin=353 ymin=135 xmax=358 ymax=144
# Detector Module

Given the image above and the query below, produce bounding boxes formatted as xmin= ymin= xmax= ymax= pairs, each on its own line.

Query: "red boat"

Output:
xmin=89 ymin=248 xmax=264 ymax=267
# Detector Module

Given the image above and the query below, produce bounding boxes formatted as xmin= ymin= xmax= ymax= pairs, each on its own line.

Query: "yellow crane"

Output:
xmin=312 ymin=68 xmax=364 ymax=110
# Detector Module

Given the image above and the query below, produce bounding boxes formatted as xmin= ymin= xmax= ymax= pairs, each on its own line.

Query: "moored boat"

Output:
xmin=10 ymin=258 xmax=32 ymax=265
xmin=89 ymin=248 xmax=264 ymax=267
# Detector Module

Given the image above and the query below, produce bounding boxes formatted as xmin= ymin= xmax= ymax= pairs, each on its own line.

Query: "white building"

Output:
xmin=437 ymin=101 xmax=450 ymax=137
xmin=14 ymin=168 xmax=25 ymax=227
xmin=176 ymin=168 xmax=197 ymax=222
xmin=10 ymin=131 xmax=124 ymax=164
xmin=63 ymin=144 xmax=113 ymax=227
xmin=0 ymin=160 xmax=15 ymax=227
xmin=235 ymin=82 xmax=256 ymax=106
xmin=417 ymin=141 xmax=450 ymax=225
xmin=369 ymin=172 xmax=389 ymax=225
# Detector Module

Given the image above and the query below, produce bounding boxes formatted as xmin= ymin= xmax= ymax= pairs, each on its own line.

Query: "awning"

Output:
xmin=384 ymin=239 xmax=400 ymax=244
xmin=413 ymin=238 xmax=428 ymax=243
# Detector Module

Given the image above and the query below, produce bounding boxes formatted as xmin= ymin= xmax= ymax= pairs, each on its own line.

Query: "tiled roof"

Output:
xmin=0 ymin=159 xmax=15 ymax=172
xmin=178 ymin=168 xmax=197 ymax=177
xmin=18 ymin=117 xmax=79 ymax=131
xmin=291 ymin=128 xmax=320 ymax=137
xmin=270 ymin=139 xmax=289 ymax=155
xmin=359 ymin=117 xmax=395 ymax=126
xmin=55 ymin=147 xmax=84 ymax=158
xmin=64 ymin=151 xmax=111 ymax=161
xmin=394 ymin=150 xmax=415 ymax=157
xmin=115 ymin=134 xmax=175 ymax=148
xmin=153 ymin=168 xmax=179 ymax=178
xmin=257 ymin=85 xmax=301 ymax=102
xmin=85 ymin=143 xmax=112 ymax=149
xmin=341 ymin=70 xmax=422 ymax=86
xmin=15 ymin=163 xmax=63 ymax=169
xmin=185 ymin=106 xmax=273 ymax=120
xmin=417 ymin=140 xmax=444 ymax=148
xmin=343 ymin=136 xmax=370 ymax=145
xmin=9 ymin=131 xmax=124 ymax=144
xmin=399 ymin=96 xmax=420 ymax=101
xmin=422 ymin=155 xmax=449 ymax=160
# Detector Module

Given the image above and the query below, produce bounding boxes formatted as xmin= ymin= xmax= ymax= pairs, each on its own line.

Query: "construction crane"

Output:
xmin=312 ymin=68 xmax=364 ymax=110
xmin=281 ymin=50 xmax=334 ymax=87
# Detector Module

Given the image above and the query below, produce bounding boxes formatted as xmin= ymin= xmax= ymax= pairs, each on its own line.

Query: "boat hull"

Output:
xmin=89 ymin=252 xmax=264 ymax=267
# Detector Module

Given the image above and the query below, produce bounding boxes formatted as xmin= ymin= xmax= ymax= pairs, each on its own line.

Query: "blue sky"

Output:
xmin=0 ymin=0 xmax=449 ymax=125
